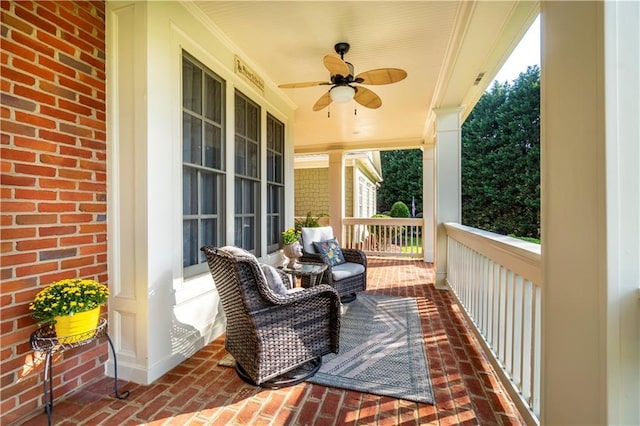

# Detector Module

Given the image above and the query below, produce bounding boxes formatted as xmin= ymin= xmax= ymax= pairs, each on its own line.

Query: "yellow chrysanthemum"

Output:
xmin=30 ymin=278 xmax=109 ymax=325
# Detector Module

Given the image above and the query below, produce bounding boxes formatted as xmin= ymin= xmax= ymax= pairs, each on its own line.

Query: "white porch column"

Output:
xmin=433 ymin=108 xmax=462 ymax=288
xmin=422 ymin=146 xmax=435 ymax=263
xmin=541 ymin=2 xmax=639 ymax=424
xmin=327 ymin=150 xmax=345 ymax=242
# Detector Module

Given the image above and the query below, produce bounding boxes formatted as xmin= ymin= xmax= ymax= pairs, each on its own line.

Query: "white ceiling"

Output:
xmin=192 ymin=1 xmax=539 ymax=153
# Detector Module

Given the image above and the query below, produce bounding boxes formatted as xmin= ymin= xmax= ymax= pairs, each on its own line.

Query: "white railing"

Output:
xmin=444 ymin=223 xmax=541 ymax=425
xmin=342 ymin=218 xmax=423 ymax=258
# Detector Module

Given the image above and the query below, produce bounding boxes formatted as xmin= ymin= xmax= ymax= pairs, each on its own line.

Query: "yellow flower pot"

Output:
xmin=54 ymin=307 xmax=101 ymax=344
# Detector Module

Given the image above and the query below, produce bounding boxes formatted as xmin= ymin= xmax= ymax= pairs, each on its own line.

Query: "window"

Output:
xmin=357 ymin=174 xmax=377 ymax=218
xmin=234 ymin=91 xmax=260 ymax=254
xmin=182 ymin=53 xmax=225 ymax=273
xmin=266 ymin=114 xmax=285 ymax=252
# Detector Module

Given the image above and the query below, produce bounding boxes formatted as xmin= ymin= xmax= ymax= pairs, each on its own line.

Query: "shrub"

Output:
xmin=371 ymin=213 xmax=390 ymax=219
xmin=390 ymin=201 xmax=410 ymax=218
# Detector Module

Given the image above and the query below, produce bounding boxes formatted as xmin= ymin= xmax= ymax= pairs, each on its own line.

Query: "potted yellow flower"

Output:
xmin=282 ymin=227 xmax=302 ymax=269
xmin=30 ymin=278 xmax=109 ymax=343
xmin=282 ymin=227 xmax=300 ymax=245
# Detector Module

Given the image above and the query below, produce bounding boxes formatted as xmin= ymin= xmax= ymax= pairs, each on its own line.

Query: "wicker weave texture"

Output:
xmin=201 ymin=246 xmax=341 ymax=385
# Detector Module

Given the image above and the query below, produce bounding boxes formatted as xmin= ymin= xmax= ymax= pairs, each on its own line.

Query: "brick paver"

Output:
xmin=21 ymin=258 xmax=525 ymax=425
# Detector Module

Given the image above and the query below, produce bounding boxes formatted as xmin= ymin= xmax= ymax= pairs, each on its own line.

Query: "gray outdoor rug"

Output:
xmin=307 ymin=293 xmax=434 ymax=404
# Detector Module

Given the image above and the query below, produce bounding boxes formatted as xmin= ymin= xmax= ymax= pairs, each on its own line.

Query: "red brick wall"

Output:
xmin=0 ymin=1 xmax=107 ymax=423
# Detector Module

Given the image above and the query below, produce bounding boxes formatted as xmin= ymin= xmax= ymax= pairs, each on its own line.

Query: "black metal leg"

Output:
xmin=105 ymin=334 xmax=130 ymax=400
xmin=43 ymin=352 xmax=53 ymax=426
xmin=31 ymin=319 xmax=129 ymax=423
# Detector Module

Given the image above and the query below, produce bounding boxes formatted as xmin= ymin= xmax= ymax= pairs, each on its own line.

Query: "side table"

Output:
xmin=280 ymin=262 xmax=327 ymax=288
xmin=30 ymin=318 xmax=130 ymax=426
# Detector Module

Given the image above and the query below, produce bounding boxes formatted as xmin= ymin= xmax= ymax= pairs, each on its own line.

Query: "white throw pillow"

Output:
xmin=261 ymin=264 xmax=288 ymax=295
xmin=301 ymin=226 xmax=335 ymax=254
xmin=218 ymin=245 xmax=255 ymax=259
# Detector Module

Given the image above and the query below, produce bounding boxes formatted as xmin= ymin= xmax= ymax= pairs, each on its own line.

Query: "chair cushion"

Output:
xmin=331 ymin=262 xmax=365 ymax=281
xmin=261 ymin=264 xmax=288 ymax=295
xmin=313 ymin=238 xmax=346 ymax=266
xmin=301 ymin=226 xmax=334 ymax=254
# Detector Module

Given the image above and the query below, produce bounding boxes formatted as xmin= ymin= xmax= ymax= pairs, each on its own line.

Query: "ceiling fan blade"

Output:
xmin=355 ymin=68 xmax=407 ymax=85
xmin=312 ymin=91 xmax=332 ymax=111
xmin=278 ymin=81 xmax=330 ymax=89
xmin=354 ymin=86 xmax=382 ymax=109
xmin=323 ymin=55 xmax=350 ymax=76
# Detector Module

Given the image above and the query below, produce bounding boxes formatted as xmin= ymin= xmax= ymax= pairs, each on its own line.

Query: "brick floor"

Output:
xmin=20 ymin=258 xmax=525 ymax=425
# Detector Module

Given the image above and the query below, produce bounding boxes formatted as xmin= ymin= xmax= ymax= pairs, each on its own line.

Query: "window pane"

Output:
xmin=243 ymin=180 xmax=255 ymax=214
xmin=275 ymin=128 xmax=283 ymax=153
xmin=235 ymin=97 xmax=245 ymax=134
xmin=234 ymin=178 xmax=242 ymax=213
xmin=183 ymin=219 xmax=198 ymax=267
xmin=201 ymin=172 xmax=216 ymax=214
xmin=273 ymin=186 xmax=282 ymax=214
xmin=200 ymin=219 xmax=218 ymax=246
xmin=268 ymin=216 xmax=279 ymax=245
xmin=267 ymin=151 xmax=274 ymax=182
xmin=213 ymin=126 xmax=223 ymax=169
xmin=183 ymin=113 xmax=202 ymax=165
xmin=183 ymin=167 xmax=198 ymax=215
xmin=247 ymin=142 xmax=258 ymax=178
xmin=274 ymin=154 xmax=283 ymax=184
xmin=267 ymin=121 xmax=274 ymax=150
xmin=204 ymin=74 xmax=221 ymax=122
xmin=204 ymin=123 xmax=223 ymax=169
xmin=247 ymin=105 xmax=258 ymax=140
xmin=235 ymin=137 xmax=246 ymax=175
xmin=182 ymin=59 xmax=202 ymax=114
xmin=234 ymin=217 xmax=242 ymax=246
xmin=243 ymin=217 xmax=255 ymax=251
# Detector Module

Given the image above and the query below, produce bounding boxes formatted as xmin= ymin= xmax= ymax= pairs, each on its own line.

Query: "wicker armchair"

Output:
xmin=200 ymin=245 xmax=341 ymax=387
xmin=299 ymin=226 xmax=367 ymax=303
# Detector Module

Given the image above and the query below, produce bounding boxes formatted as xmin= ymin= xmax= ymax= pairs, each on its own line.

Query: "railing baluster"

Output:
xmin=513 ymin=275 xmax=523 ymax=389
xmin=481 ymin=255 xmax=489 ymax=339
xmin=521 ymin=279 xmax=533 ymax=402
xmin=506 ymin=271 xmax=514 ymax=377
xmin=498 ymin=266 xmax=506 ymax=364
xmin=493 ymin=262 xmax=501 ymax=356
xmin=443 ymin=223 xmax=541 ymax=425
xmin=532 ymin=284 xmax=541 ymax=415
xmin=338 ymin=218 xmax=424 ymax=258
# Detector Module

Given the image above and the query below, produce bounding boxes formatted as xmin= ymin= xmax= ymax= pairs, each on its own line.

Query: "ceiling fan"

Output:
xmin=278 ymin=42 xmax=407 ymax=111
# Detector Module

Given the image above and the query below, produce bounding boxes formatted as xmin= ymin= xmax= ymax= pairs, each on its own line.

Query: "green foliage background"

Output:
xmin=461 ymin=66 xmax=540 ymax=238
xmin=377 ymin=149 xmax=422 ymax=214
xmin=376 ymin=66 xmax=540 ymax=239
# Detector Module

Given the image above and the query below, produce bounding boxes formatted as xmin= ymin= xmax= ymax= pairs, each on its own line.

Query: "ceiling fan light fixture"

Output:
xmin=330 ymin=85 xmax=355 ymax=103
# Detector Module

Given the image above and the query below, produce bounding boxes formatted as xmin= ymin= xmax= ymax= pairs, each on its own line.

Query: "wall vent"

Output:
xmin=473 ymin=72 xmax=485 ymax=86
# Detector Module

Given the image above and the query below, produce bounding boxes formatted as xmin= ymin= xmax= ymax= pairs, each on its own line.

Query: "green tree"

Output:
xmin=377 ymin=149 xmax=422 ymax=214
xmin=461 ymin=66 xmax=540 ymax=238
